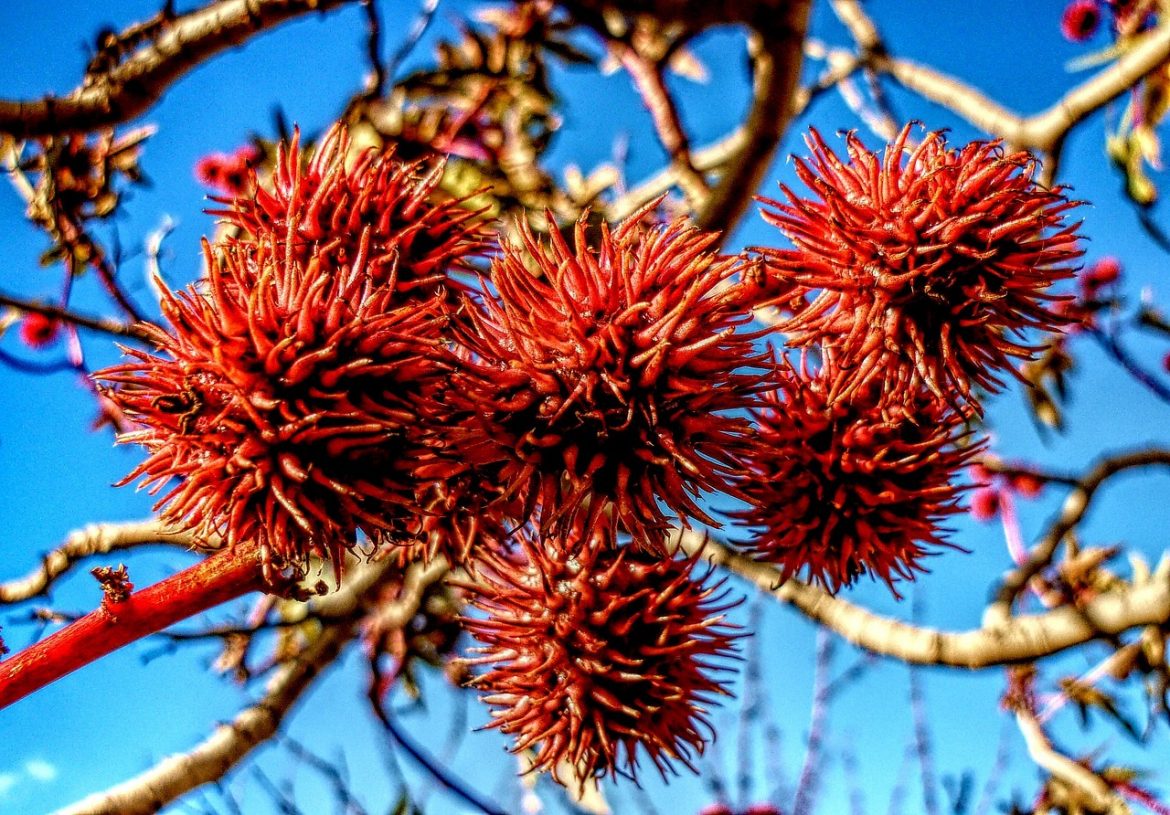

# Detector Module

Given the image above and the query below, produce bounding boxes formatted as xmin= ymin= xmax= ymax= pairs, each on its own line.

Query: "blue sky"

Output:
xmin=1 ymin=1 xmax=1169 ymax=813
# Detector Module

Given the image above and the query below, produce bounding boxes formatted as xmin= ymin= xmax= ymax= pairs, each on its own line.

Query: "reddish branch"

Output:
xmin=0 ymin=543 xmax=265 ymax=710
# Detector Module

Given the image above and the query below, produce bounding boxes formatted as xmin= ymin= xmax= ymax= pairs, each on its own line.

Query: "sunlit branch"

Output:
xmin=0 ymin=0 xmax=360 ymax=138
xmin=986 ymin=448 xmax=1170 ymax=626
xmin=54 ymin=619 xmax=357 ymax=815
xmin=619 ymin=45 xmax=709 ymax=208
xmin=674 ymin=532 xmax=1170 ymax=669
xmin=1014 ymin=706 xmax=1124 ymax=812
xmin=831 ymin=0 xmax=1170 ymax=184
xmin=0 ymin=519 xmax=195 ymax=605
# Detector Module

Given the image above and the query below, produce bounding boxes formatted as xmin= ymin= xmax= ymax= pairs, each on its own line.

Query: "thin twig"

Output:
xmin=792 ymin=628 xmax=833 ymax=815
xmin=0 ymin=291 xmax=150 ymax=342
xmin=0 ymin=520 xmax=195 ymax=605
xmin=985 ymin=448 xmax=1170 ymax=626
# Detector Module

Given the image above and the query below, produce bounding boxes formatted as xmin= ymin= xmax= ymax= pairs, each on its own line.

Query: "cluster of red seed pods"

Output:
xmin=95 ymin=120 xmax=1083 ymax=787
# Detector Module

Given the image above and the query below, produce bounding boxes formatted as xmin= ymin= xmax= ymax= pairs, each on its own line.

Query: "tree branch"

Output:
xmin=0 ymin=520 xmax=195 ymax=605
xmin=0 ymin=542 xmax=265 ymax=710
xmin=619 ymin=46 xmax=709 ymax=208
xmin=0 ymin=292 xmax=150 ymax=343
xmin=697 ymin=2 xmax=812 ymax=234
xmin=673 ymin=532 xmax=1170 ymax=669
xmin=831 ymin=0 xmax=1170 ymax=182
xmin=0 ymin=0 xmax=359 ymax=138
xmin=985 ymin=448 xmax=1170 ymax=627
xmin=50 ymin=556 xmax=443 ymax=815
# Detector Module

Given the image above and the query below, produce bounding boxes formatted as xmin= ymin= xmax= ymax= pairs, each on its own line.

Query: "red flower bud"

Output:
xmin=95 ymin=231 xmax=450 ymax=579
xmin=443 ymin=206 xmax=767 ymax=546
xmin=970 ymin=488 xmax=1001 ymax=522
xmin=1007 ymin=471 xmax=1045 ymax=499
xmin=734 ymin=363 xmax=977 ymax=594
xmin=210 ymin=124 xmax=488 ymax=297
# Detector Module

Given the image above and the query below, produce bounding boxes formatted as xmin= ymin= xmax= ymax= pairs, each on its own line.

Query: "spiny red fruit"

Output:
xmin=95 ymin=231 xmax=445 ymax=578
xmin=211 ymin=123 xmax=487 ymax=295
xmin=733 ymin=363 xmax=976 ymax=594
xmin=441 ymin=206 xmax=765 ymax=546
xmin=757 ymin=125 xmax=1082 ymax=410
xmin=462 ymin=524 xmax=742 ymax=785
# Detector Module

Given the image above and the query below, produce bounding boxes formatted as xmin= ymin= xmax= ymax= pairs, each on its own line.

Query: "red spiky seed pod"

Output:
xmin=733 ymin=363 xmax=977 ymax=595
xmin=211 ymin=123 xmax=488 ymax=296
xmin=95 ymin=231 xmax=445 ymax=578
xmin=462 ymin=524 xmax=742 ymax=785
xmin=443 ymin=207 xmax=766 ymax=546
xmin=757 ymin=125 xmax=1082 ymax=410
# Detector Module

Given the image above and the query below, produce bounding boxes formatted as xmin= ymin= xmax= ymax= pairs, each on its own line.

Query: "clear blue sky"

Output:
xmin=1 ymin=1 xmax=1168 ymax=813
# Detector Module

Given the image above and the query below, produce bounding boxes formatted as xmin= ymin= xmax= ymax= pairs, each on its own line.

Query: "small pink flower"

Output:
xmin=697 ymin=806 xmax=734 ymax=815
xmin=745 ymin=806 xmax=784 ymax=815
xmin=1062 ymin=0 xmax=1102 ymax=41
xmin=194 ymin=145 xmax=258 ymax=196
xmin=970 ymin=488 xmax=1002 ymax=522
xmin=1080 ymin=256 xmax=1122 ymax=298
xmin=19 ymin=312 xmax=60 ymax=348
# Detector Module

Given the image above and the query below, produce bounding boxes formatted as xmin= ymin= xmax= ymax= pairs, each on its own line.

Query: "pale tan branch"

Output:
xmin=54 ymin=621 xmax=356 ymax=815
xmin=985 ymin=448 xmax=1170 ymax=627
xmin=674 ymin=533 xmax=1170 ymax=669
xmin=51 ymin=556 xmax=445 ymax=815
xmin=0 ymin=520 xmax=196 ymax=605
xmin=607 ymin=129 xmax=743 ymax=222
xmin=0 ymin=0 xmax=359 ymax=138
xmin=828 ymin=0 xmax=879 ymax=52
xmin=618 ymin=46 xmax=709 ymax=208
xmin=1015 ymin=708 xmax=1125 ymax=813
xmin=831 ymin=0 xmax=1170 ymax=179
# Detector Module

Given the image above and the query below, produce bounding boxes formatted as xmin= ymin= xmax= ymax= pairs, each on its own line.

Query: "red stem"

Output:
xmin=0 ymin=544 xmax=265 ymax=710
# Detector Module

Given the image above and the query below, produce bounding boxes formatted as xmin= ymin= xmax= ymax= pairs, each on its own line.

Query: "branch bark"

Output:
xmin=697 ymin=2 xmax=812 ymax=235
xmin=0 ymin=520 xmax=194 ymax=605
xmin=51 ymin=556 xmax=446 ymax=815
xmin=832 ymin=0 xmax=1170 ymax=180
xmin=0 ymin=0 xmax=359 ymax=138
xmin=0 ymin=542 xmax=264 ymax=710
xmin=674 ymin=532 xmax=1170 ymax=669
